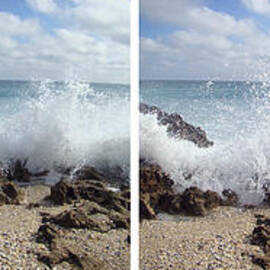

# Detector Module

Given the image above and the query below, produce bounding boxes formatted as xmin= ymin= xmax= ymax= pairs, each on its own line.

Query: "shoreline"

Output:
xmin=0 ymin=182 xmax=130 ymax=269
xmin=140 ymin=206 xmax=266 ymax=270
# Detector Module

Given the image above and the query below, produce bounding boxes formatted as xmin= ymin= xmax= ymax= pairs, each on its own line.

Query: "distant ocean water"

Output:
xmin=0 ymin=80 xmax=130 ymax=183
xmin=140 ymin=80 xmax=270 ymax=204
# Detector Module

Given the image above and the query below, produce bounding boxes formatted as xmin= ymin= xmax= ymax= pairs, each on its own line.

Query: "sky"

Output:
xmin=140 ymin=0 xmax=270 ymax=81
xmin=0 ymin=0 xmax=129 ymax=83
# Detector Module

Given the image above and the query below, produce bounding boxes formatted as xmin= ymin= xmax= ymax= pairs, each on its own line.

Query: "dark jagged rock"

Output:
xmin=0 ymin=181 xmax=25 ymax=205
xmin=36 ymin=225 xmax=105 ymax=269
xmin=48 ymin=179 xmax=129 ymax=231
xmin=140 ymin=103 xmax=214 ymax=148
xmin=51 ymin=201 xmax=129 ymax=232
xmin=4 ymin=159 xmax=49 ymax=182
xmin=74 ymin=166 xmax=106 ymax=182
xmin=250 ymin=215 xmax=270 ymax=269
xmin=181 ymin=187 xmax=221 ymax=216
xmin=49 ymin=179 xmax=129 ymax=213
xmin=6 ymin=159 xmax=31 ymax=182
xmin=140 ymin=193 xmax=156 ymax=219
xmin=222 ymin=189 xmax=239 ymax=206
xmin=140 ymin=161 xmax=175 ymax=219
xmin=140 ymin=161 xmax=174 ymax=204
xmin=36 ymin=224 xmax=60 ymax=247
xmin=139 ymin=162 xmax=241 ymax=219
xmin=50 ymin=180 xmax=78 ymax=205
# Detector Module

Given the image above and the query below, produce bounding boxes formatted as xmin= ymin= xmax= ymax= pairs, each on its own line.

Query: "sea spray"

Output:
xmin=140 ymin=80 xmax=270 ymax=205
xmin=0 ymin=80 xmax=130 ymax=183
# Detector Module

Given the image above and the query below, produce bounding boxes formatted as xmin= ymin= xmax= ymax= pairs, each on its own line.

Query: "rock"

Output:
xmin=4 ymin=159 xmax=49 ymax=182
xmin=48 ymin=180 xmax=129 ymax=231
xmin=158 ymin=192 xmax=183 ymax=214
xmin=50 ymin=180 xmax=78 ymax=205
xmin=140 ymin=161 xmax=174 ymax=207
xmin=251 ymin=215 xmax=270 ymax=269
xmin=139 ymin=159 xmax=243 ymax=220
xmin=140 ymin=193 xmax=156 ymax=219
xmin=140 ymin=103 xmax=214 ymax=148
xmin=37 ymin=234 xmax=105 ymax=269
xmin=36 ymin=224 xmax=60 ymax=247
xmin=49 ymin=180 xmax=129 ymax=214
xmin=50 ymin=200 xmax=129 ymax=232
xmin=6 ymin=159 xmax=31 ymax=182
xmin=222 ymin=189 xmax=239 ymax=206
xmin=0 ymin=182 xmax=25 ymax=205
xmin=181 ymin=187 xmax=221 ymax=216
xmin=140 ymin=162 xmax=226 ymax=218
xmin=74 ymin=166 xmax=106 ymax=182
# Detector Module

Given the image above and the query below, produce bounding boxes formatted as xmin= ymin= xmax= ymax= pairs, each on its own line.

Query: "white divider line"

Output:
xmin=130 ymin=0 xmax=140 ymax=269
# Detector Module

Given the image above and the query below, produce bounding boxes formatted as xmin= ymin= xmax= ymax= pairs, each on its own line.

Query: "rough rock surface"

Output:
xmin=36 ymin=224 xmax=106 ymax=269
xmin=49 ymin=179 xmax=130 ymax=214
xmin=50 ymin=200 xmax=129 ymax=232
xmin=140 ymin=103 xmax=214 ymax=148
xmin=74 ymin=166 xmax=106 ymax=182
xmin=140 ymin=161 xmax=239 ymax=219
xmin=4 ymin=159 xmax=49 ymax=182
xmin=0 ymin=181 xmax=25 ymax=205
xmin=251 ymin=215 xmax=270 ymax=269
xmin=35 ymin=178 xmax=130 ymax=268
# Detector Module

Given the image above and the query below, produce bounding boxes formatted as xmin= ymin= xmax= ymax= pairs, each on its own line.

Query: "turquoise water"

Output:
xmin=0 ymin=80 xmax=130 ymax=181
xmin=140 ymin=80 xmax=270 ymax=204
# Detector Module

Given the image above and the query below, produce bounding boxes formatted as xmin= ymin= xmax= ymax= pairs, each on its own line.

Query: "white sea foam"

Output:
xmin=0 ymin=80 xmax=130 ymax=181
xmin=140 ymin=87 xmax=270 ymax=205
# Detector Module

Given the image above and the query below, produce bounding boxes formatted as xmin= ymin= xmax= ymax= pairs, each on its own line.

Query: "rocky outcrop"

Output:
xmin=48 ymin=179 xmax=129 ymax=229
xmin=49 ymin=179 xmax=129 ymax=212
xmin=4 ymin=159 xmax=49 ymax=182
xmin=140 ymin=161 xmax=239 ymax=219
xmin=50 ymin=200 xmax=129 ymax=232
xmin=0 ymin=181 xmax=25 ymax=205
xmin=250 ymin=215 xmax=270 ymax=269
xmin=140 ymin=103 xmax=214 ymax=148
xmin=36 ymin=224 xmax=106 ymax=269
xmin=74 ymin=166 xmax=106 ymax=182
xmin=36 ymin=179 xmax=129 ymax=268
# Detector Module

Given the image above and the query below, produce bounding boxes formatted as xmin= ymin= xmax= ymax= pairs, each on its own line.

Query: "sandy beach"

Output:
xmin=140 ymin=206 xmax=269 ymax=270
xmin=0 ymin=184 xmax=130 ymax=270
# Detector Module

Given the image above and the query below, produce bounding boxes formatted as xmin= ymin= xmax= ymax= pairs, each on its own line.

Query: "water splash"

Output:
xmin=140 ymin=80 xmax=270 ymax=204
xmin=0 ymin=80 xmax=130 ymax=181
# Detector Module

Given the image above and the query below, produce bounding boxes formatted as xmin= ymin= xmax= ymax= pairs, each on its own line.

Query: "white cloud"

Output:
xmin=26 ymin=0 xmax=58 ymax=13
xmin=242 ymin=0 xmax=270 ymax=15
xmin=0 ymin=1 xmax=129 ymax=83
xmin=140 ymin=0 xmax=270 ymax=80
xmin=61 ymin=0 xmax=129 ymax=44
xmin=0 ymin=12 xmax=41 ymax=36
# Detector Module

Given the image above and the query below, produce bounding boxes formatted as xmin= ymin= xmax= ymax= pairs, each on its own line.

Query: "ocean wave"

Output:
xmin=140 ymin=96 xmax=270 ymax=205
xmin=0 ymin=80 xmax=130 ymax=183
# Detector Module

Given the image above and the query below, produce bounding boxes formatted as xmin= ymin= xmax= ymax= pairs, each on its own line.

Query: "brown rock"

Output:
xmin=250 ymin=215 xmax=270 ymax=269
xmin=50 ymin=180 xmax=78 ymax=205
xmin=140 ymin=193 xmax=156 ymax=219
xmin=49 ymin=180 xmax=129 ymax=215
xmin=74 ymin=166 xmax=106 ymax=181
xmin=222 ymin=189 xmax=239 ymax=206
xmin=51 ymin=200 xmax=129 ymax=231
xmin=181 ymin=187 xmax=222 ymax=216
xmin=140 ymin=103 xmax=214 ymax=148
xmin=0 ymin=181 xmax=25 ymax=206
xmin=37 ymin=235 xmax=105 ymax=269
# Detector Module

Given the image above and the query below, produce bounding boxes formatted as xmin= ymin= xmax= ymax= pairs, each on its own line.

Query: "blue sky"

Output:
xmin=140 ymin=0 xmax=270 ymax=80
xmin=0 ymin=0 xmax=129 ymax=82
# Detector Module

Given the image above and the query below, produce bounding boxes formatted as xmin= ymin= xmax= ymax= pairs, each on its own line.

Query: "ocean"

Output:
xmin=0 ymin=80 xmax=130 ymax=184
xmin=140 ymin=80 xmax=270 ymax=204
